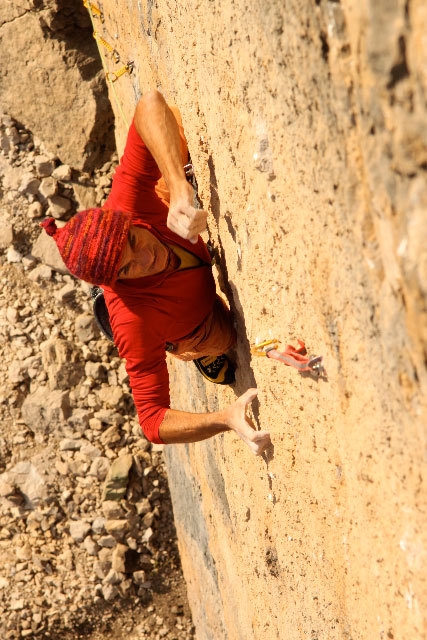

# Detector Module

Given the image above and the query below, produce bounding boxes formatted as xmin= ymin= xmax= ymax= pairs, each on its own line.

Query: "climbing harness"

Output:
xmin=82 ymin=0 xmax=134 ymax=127
xmin=251 ymin=338 xmax=327 ymax=379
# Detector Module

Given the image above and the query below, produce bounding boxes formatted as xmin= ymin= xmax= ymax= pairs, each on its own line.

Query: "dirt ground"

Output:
xmin=90 ymin=0 xmax=427 ymax=638
xmin=0 ymin=251 xmax=195 ymax=640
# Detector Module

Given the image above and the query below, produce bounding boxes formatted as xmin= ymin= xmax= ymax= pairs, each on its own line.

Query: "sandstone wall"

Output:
xmin=2 ymin=0 xmax=424 ymax=638
xmin=96 ymin=1 xmax=427 ymax=638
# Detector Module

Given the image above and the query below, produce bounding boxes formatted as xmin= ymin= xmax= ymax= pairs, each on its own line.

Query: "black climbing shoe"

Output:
xmin=193 ymin=354 xmax=235 ymax=385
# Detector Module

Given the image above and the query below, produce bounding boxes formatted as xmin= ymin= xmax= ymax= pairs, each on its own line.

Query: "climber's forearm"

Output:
xmin=133 ymin=89 xmax=188 ymax=198
xmin=158 ymin=389 xmax=272 ymax=456
xmin=133 ymin=89 xmax=207 ymax=243
xmin=159 ymin=408 xmax=230 ymax=444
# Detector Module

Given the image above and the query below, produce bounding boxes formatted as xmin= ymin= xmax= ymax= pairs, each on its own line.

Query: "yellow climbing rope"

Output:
xmin=83 ymin=0 xmax=133 ymax=128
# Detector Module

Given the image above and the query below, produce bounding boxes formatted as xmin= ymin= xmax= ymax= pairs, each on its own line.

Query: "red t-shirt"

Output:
xmin=102 ymin=118 xmax=216 ymax=443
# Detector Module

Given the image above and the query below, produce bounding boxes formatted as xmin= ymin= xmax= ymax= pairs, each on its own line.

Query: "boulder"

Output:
xmin=47 ymin=195 xmax=72 ymax=219
xmin=69 ymin=520 xmax=92 ymax=543
xmin=40 ymin=338 xmax=85 ymax=390
xmin=27 ymin=201 xmax=43 ymax=219
xmin=21 ymin=386 xmax=71 ymax=433
xmin=102 ymin=454 xmax=133 ymax=501
xmin=34 ymin=155 xmax=55 ymax=178
xmin=52 ymin=164 xmax=72 ymax=181
xmin=39 ymin=177 xmax=57 ymax=199
xmin=75 ymin=314 xmax=98 ymax=343
xmin=19 ymin=173 xmax=40 ymax=195
xmin=0 ymin=462 xmax=48 ymax=509
xmin=32 ymin=229 xmax=68 ymax=274
xmin=6 ymin=246 xmax=22 ymax=264
xmin=27 ymin=264 xmax=52 ymax=281
xmin=0 ymin=223 xmax=14 ymax=248
xmin=0 ymin=3 xmax=114 ymax=170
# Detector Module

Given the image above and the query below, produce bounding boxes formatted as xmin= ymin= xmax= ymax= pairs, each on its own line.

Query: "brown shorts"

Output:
xmin=170 ymin=295 xmax=236 ymax=362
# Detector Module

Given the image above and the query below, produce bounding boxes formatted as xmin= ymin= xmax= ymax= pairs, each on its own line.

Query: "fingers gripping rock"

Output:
xmin=227 ymin=388 xmax=272 ymax=455
xmin=167 ymin=206 xmax=208 ymax=243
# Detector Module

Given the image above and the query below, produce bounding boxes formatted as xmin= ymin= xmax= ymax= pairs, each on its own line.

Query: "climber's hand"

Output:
xmin=224 ymin=388 xmax=271 ymax=455
xmin=168 ymin=180 xmax=208 ymax=244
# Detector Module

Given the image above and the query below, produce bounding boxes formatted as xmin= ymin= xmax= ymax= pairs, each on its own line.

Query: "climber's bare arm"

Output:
xmin=133 ymin=90 xmax=208 ymax=244
xmin=159 ymin=389 xmax=271 ymax=456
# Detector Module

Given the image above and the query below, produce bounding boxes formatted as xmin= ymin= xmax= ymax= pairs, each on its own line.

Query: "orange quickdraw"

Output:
xmin=83 ymin=0 xmax=104 ymax=21
xmin=93 ymin=32 xmax=120 ymax=63
xmin=105 ymin=62 xmax=134 ymax=82
xmin=251 ymin=338 xmax=327 ymax=378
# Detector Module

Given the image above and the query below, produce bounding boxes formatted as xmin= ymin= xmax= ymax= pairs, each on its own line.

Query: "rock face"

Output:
xmin=95 ymin=1 xmax=427 ymax=639
xmin=0 ymin=0 xmax=115 ymax=170
xmin=1 ymin=1 xmax=426 ymax=640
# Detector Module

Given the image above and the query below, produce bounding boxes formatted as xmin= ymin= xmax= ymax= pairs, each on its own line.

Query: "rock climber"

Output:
xmin=41 ymin=90 xmax=271 ymax=455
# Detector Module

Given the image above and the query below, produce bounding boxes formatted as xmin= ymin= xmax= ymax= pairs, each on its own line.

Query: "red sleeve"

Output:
xmin=104 ymin=108 xmax=189 ymax=224
xmin=125 ymin=354 xmax=169 ymax=445
xmin=105 ymin=294 xmax=169 ymax=444
xmin=104 ymin=120 xmax=168 ymax=222
xmin=117 ymin=120 xmax=161 ymax=184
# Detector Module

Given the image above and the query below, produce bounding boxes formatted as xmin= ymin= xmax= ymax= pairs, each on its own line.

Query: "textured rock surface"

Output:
xmin=0 ymin=0 xmax=115 ymax=170
xmin=0 ymin=1 xmax=426 ymax=639
xmin=95 ymin=1 xmax=427 ymax=639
